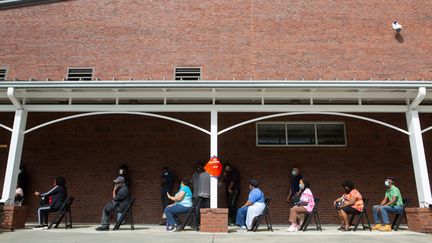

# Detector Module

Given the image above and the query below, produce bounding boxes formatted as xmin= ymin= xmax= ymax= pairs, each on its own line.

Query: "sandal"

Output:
xmin=337 ymin=226 xmax=345 ymax=230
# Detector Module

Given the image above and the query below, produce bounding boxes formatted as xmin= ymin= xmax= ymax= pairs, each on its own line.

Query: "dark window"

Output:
xmin=0 ymin=68 xmax=6 ymax=81
xmin=67 ymin=68 xmax=93 ymax=81
xmin=257 ymin=124 xmax=286 ymax=145
xmin=316 ymin=124 xmax=346 ymax=145
xmin=175 ymin=67 xmax=201 ymax=80
xmin=287 ymin=124 xmax=315 ymax=145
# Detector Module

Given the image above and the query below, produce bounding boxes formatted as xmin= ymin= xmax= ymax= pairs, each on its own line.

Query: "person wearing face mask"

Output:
xmin=190 ymin=163 xmax=203 ymax=227
xmin=333 ymin=180 xmax=364 ymax=231
xmin=95 ymin=176 xmax=130 ymax=231
xmin=164 ymin=179 xmax=193 ymax=232
xmin=160 ymin=167 xmax=175 ymax=225
xmin=287 ymin=179 xmax=315 ymax=232
xmin=118 ymin=164 xmax=130 ymax=187
xmin=371 ymin=176 xmax=403 ymax=232
xmin=223 ymin=163 xmax=241 ymax=226
xmin=235 ymin=179 xmax=265 ymax=232
xmin=286 ymin=167 xmax=303 ymax=204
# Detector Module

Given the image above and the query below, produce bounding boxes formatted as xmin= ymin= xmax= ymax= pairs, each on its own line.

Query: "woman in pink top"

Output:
xmin=287 ymin=179 xmax=315 ymax=232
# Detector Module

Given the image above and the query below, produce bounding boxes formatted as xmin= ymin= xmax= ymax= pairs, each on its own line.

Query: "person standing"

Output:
xmin=195 ymin=169 xmax=211 ymax=227
xmin=286 ymin=166 xmax=303 ymax=204
xmin=372 ymin=176 xmax=404 ymax=232
xmin=160 ymin=166 xmax=175 ymax=225
xmin=190 ymin=163 xmax=203 ymax=227
xmin=223 ymin=163 xmax=241 ymax=225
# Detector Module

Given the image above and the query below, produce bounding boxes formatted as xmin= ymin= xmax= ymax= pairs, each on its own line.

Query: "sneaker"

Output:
xmin=167 ymin=225 xmax=178 ymax=232
xmin=286 ymin=224 xmax=299 ymax=232
xmin=33 ymin=224 xmax=47 ymax=229
xmin=95 ymin=226 xmax=109 ymax=231
xmin=371 ymin=224 xmax=382 ymax=230
xmin=237 ymin=226 xmax=247 ymax=232
xmin=379 ymin=225 xmax=392 ymax=232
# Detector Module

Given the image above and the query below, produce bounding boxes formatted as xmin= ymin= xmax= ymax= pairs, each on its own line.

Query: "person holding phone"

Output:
xmin=163 ymin=179 xmax=193 ymax=232
xmin=287 ymin=179 xmax=315 ymax=232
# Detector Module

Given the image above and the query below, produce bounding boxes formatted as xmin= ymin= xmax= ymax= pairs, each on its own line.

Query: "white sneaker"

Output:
xmin=286 ymin=225 xmax=299 ymax=232
xmin=237 ymin=226 xmax=247 ymax=232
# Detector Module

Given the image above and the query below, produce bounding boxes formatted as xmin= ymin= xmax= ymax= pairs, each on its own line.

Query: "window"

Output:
xmin=174 ymin=67 xmax=201 ymax=80
xmin=0 ymin=68 xmax=6 ymax=81
xmin=257 ymin=124 xmax=286 ymax=145
xmin=256 ymin=122 xmax=346 ymax=146
xmin=0 ymin=0 xmax=62 ymax=10
xmin=66 ymin=68 xmax=94 ymax=81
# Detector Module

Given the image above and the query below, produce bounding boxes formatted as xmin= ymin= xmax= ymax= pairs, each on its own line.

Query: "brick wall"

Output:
xmin=0 ymin=112 xmax=431 ymax=224
xmin=0 ymin=0 xmax=431 ymax=80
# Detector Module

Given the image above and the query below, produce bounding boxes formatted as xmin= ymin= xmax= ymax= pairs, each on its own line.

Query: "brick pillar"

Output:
xmin=200 ymin=208 xmax=228 ymax=233
xmin=0 ymin=205 xmax=28 ymax=230
xmin=405 ymin=207 xmax=432 ymax=233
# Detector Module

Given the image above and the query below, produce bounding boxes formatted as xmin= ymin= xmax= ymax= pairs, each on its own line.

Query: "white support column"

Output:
xmin=406 ymin=110 xmax=432 ymax=207
xmin=210 ymin=110 xmax=218 ymax=208
xmin=0 ymin=110 xmax=28 ymax=205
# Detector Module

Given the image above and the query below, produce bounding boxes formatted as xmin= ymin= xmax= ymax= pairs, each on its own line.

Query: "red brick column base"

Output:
xmin=0 ymin=205 xmax=28 ymax=231
xmin=405 ymin=207 xmax=432 ymax=233
xmin=200 ymin=208 xmax=228 ymax=233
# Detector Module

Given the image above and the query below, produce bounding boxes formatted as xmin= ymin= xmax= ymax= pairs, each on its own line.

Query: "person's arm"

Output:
xmin=333 ymin=195 xmax=343 ymax=207
xmin=241 ymin=201 xmax=253 ymax=208
xmin=384 ymin=196 xmax=396 ymax=206
xmin=341 ymin=196 xmax=356 ymax=208
xmin=228 ymin=181 xmax=235 ymax=194
xmin=38 ymin=185 xmax=60 ymax=198
xmin=167 ymin=191 xmax=185 ymax=202
xmin=380 ymin=196 xmax=388 ymax=206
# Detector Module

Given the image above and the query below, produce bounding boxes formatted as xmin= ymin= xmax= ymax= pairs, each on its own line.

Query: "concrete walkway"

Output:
xmin=0 ymin=224 xmax=431 ymax=243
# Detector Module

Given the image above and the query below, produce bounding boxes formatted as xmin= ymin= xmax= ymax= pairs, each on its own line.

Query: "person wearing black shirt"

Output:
xmin=33 ymin=176 xmax=67 ymax=229
xmin=95 ymin=176 xmax=131 ymax=231
xmin=286 ymin=167 xmax=303 ymax=204
xmin=223 ymin=163 xmax=241 ymax=225
xmin=160 ymin=166 xmax=175 ymax=225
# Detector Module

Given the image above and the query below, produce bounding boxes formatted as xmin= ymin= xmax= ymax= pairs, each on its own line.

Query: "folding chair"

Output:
xmin=249 ymin=197 xmax=273 ymax=232
xmin=47 ymin=196 xmax=74 ymax=229
xmin=299 ymin=198 xmax=322 ymax=232
xmin=177 ymin=197 xmax=202 ymax=232
xmin=113 ymin=197 xmax=135 ymax=231
xmin=349 ymin=198 xmax=371 ymax=231
xmin=391 ymin=198 xmax=408 ymax=231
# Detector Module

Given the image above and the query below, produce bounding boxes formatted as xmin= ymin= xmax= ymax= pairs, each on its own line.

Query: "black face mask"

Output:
xmin=344 ymin=188 xmax=351 ymax=193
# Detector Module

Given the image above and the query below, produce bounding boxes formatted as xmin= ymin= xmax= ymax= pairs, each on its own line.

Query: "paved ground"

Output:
xmin=0 ymin=224 xmax=431 ymax=243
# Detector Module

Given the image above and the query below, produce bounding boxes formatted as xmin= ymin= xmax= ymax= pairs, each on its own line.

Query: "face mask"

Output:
xmin=344 ymin=188 xmax=351 ymax=193
xmin=164 ymin=172 xmax=169 ymax=176
xmin=119 ymin=169 xmax=124 ymax=175
xmin=292 ymin=170 xmax=297 ymax=176
xmin=385 ymin=181 xmax=390 ymax=187
xmin=299 ymin=184 xmax=304 ymax=190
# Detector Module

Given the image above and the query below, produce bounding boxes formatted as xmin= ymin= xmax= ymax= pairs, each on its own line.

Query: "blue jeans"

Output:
xmin=164 ymin=204 xmax=191 ymax=226
xmin=372 ymin=205 xmax=403 ymax=224
xmin=235 ymin=206 xmax=249 ymax=227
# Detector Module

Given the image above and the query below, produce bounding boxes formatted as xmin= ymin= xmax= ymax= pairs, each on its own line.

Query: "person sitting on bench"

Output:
xmin=334 ymin=180 xmax=364 ymax=231
xmin=33 ymin=176 xmax=67 ymax=229
xmin=287 ymin=179 xmax=315 ymax=232
xmin=235 ymin=179 xmax=265 ymax=232
xmin=164 ymin=179 xmax=193 ymax=232
xmin=372 ymin=176 xmax=403 ymax=232
xmin=95 ymin=176 xmax=131 ymax=231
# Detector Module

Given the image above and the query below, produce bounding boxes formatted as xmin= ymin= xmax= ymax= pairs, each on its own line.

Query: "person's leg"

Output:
xmin=340 ymin=209 xmax=350 ymax=229
xmin=235 ymin=206 xmax=248 ymax=227
xmin=288 ymin=207 xmax=307 ymax=231
xmin=100 ymin=203 xmax=115 ymax=228
xmin=37 ymin=205 xmax=51 ymax=226
xmin=227 ymin=192 xmax=235 ymax=224
xmin=371 ymin=205 xmax=383 ymax=230
xmin=379 ymin=206 xmax=403 ymax=231
xmin=231 ymin=190 xmax=240 ymax=222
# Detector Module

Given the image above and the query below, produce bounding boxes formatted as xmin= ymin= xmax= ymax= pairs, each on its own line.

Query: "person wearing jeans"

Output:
xmin=372 ymin=176 xmax=404 ymax=232
xmin=164 ymin=179 xmax=193 ymax=232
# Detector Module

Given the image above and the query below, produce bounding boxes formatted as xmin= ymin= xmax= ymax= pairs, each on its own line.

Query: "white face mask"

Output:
xmin=385 ymin=181 xmax=390 ymax=187
xmin=164 ymin=172 xmax=169 ymax=176
xmin=299 ymin=184 xmax=304 ymax=190
xmin=292 ymin=170 xmax=298 ymax=176
xmin=119 ymin=169 xmax=124 ymax=175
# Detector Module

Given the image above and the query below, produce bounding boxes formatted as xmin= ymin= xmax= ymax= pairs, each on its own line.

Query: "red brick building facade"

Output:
xmin=0 ymin=0 xmax=432 ymax=224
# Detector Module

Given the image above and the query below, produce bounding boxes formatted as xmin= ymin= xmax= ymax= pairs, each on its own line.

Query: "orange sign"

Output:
xmin=204 ymin=156 xmax=222 ymax=177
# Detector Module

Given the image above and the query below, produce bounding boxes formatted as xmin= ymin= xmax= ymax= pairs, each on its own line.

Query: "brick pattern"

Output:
xmin=0 ymin=206 xmax=28 ymax=230
xmin=200 ymin=208 xmax=228 ymax=233
xmin=0 ymin=112 xmax=430 ymax=225
xmin=0 ymin=1 xmax=431 ymax=80
xmin=405 ymin=208 xmax=432 ymax=233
